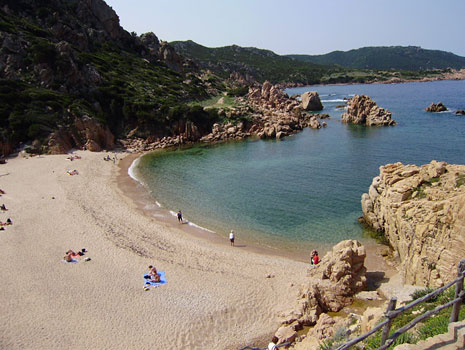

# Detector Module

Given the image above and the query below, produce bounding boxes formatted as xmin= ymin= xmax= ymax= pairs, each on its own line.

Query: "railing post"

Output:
xmin=381 ymin=297 xmax=397 ymax=346
xmin=450 ymin=259 xmax=465 ymax=322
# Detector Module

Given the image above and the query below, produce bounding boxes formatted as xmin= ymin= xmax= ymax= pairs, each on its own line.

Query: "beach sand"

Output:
xmin=0 ymin=151 xmax=394 ymax=350
xmin=0 ymin=151 xmax=310 ymax=350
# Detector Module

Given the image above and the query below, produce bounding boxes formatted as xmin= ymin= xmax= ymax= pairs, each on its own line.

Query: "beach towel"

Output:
xmin=143 ymin=271 xmax=167 ymax=287
xmin=62 ymin=259 xmax=78 ymax=264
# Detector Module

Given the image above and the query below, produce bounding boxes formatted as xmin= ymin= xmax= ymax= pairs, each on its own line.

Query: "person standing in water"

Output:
xmin=229 ymin=230 xmax=235 ymax=246
xmin=177 ymin=210 xmax=183 ymax=223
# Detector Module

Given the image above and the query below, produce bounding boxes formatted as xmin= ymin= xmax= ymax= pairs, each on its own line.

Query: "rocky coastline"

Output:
xmin=361 ymin=161 xmax=465 ymax=287
xmin=120 ymin=81 xmax=329 ymax=153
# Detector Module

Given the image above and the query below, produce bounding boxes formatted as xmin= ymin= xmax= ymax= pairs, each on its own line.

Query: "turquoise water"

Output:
xmin=133 ymin=80 xmax=465 ymax=253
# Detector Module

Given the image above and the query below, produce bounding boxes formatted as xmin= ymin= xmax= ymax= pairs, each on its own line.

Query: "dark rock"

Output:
xmin=425 ymin=102 xmax=447 ymax=112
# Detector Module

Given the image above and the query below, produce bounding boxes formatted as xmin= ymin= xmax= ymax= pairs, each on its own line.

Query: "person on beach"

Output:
xmin=229 ymin=230 xmax=235 ymax=246
xmin=1 ymin=204 xmax=7 ymax=211
xmin=310 ymin=250 xmax=319 ymax=265
xmin=268 ymin=336 xmax=279 ymax=350
xmin=148 ymin=265 xmax=161 ymax=282
xmin=177 ymin=210 xmax=183 ymax=223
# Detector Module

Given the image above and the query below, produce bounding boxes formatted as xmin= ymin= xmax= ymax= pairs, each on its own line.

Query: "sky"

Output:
xmin=104 ymin=0 xmax=465 ymax=57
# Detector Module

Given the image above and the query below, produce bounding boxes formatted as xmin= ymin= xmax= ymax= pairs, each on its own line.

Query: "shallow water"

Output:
xmin=132 ymin=80 xmax=465 ymax=255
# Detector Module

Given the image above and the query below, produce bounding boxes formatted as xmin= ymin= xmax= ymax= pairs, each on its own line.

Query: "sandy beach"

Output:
xmin=0 ymin=150 xmax=395 ymax=350
xmin=0 ymin=150 xmax=313 ymax=350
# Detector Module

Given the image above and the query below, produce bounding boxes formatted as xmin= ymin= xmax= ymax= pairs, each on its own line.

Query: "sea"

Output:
xmin=130 ymin=80 xmax=465 ymax=255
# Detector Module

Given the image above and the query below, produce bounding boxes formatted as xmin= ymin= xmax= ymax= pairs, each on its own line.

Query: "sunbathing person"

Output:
xmin=148 ymin=265 xmax=161 ymax=282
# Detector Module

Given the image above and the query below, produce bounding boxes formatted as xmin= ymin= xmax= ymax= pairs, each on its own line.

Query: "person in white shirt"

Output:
xmin=229 ymin=230 xmax=235 ymax=246
xmin=268 ymin=336 xmax=279 ymax=350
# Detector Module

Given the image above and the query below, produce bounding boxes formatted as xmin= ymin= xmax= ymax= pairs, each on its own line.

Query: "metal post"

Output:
xmin=380 ymin=297 xmax=397 ymax=346
xmin=450 ymin=259 xmax=465 ymax=322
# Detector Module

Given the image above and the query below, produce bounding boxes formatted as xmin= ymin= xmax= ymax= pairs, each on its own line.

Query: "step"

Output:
xmin=393 ymin=320 xmax=465 ymax=350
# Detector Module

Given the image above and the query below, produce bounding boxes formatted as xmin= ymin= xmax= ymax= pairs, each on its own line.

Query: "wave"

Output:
xmin=322 ymin=99 xmax=345 ymax=103
xmin=128 ymin=157 xmax=142 ymax=183
xmin=168 ymin=210 xmax=216 ymax=233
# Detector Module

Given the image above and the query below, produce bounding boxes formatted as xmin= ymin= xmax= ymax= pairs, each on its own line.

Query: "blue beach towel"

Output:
xmin=143 ymin=271 xmax=167 ymax=287
xmin=62 ymin=259 xmax=78 ymax=264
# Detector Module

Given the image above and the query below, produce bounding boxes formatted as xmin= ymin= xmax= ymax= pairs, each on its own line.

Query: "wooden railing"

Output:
xmin=336 ymin=259 xmax=465 ymax=350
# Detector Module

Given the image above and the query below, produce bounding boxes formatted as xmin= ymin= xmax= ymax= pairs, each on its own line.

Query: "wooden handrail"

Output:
xmin=335 ymin=259 xmax=465 ymax=350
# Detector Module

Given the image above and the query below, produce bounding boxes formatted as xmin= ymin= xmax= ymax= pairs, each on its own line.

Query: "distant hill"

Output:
xmin=287 ymin=46 xmax=465 ymax=70
xmin=171 ymin=41 xmax=450 ymax=85
xmin=171 ymin=40 xmax=344 ymax=85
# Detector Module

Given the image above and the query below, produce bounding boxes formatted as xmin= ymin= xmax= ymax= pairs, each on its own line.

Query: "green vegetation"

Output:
xmin=287 ymin=46 xmax=465 ymax=71
xmin=456 ymin=173 xmax=465 ymax=188
xmin=319 ymin=286 xmax=465 ymax=349
xmin=364 ymin=287 xmax=464 ymax=349
xmin=171 ymin=41 xmax=455 ymax=85
xmin=0 ymin=4 xmax=214 ymax=152
xmin=410 ymin=177 xmax=441 ymax=200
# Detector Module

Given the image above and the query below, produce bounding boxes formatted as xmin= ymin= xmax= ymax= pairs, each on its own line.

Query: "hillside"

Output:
xmin=171 ymin=41 xmax=449 ymax=86
xmin=287 ymin=46 xmax=465 ymax=70
xmin=171 ymin=40 xmax=345 ymax=84
xmin=0 ymin=0 xmax=218 ymax=155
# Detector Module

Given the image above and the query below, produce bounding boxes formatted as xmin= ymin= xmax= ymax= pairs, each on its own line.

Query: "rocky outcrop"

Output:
xmin=48 ymin=116 xmax=114 ymax=154
xmin=425 ymin=102 xmax=447 ymax=112
xmin=274 ymin=240 xmax=367 ymax=346
xmin=341 ymin=95 xmax=396 ymax=126
xmin=455 ymin=110 xmax=465 ymax=115
xmin=361 ymin=161 xmax=465 ymax=287
xmin=301 ymin=91 xmax=323 ymax=111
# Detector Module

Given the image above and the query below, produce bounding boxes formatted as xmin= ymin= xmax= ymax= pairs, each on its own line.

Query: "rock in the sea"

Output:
xmin=341 ymin=95 xmax=396 ymax=126
xmin=455 ymin=109 xmax=465 ymax=115
xmin=425 ymin=102 xmax=447 ymax=112
xmin=361 ymin=161 xmax=465 ymax=287
xmin=301 ymin=91 xmax=323 ymax=111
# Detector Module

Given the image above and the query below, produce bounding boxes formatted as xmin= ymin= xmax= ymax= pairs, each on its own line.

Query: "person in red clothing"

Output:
xmin=310 ymin=250 xmax=320 ymax=265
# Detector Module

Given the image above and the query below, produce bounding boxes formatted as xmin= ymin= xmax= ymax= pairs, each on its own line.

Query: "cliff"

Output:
xmin=0 ymin=0 xmax=210 ymax=155
xmin=361 ymin=161 xmax=465 ymax=287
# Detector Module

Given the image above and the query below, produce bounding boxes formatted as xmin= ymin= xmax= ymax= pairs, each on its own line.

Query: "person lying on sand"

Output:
xmin=64 ymin=249 xmax=88 ymax=262
xmin=0 ymin=189 xmax=5 ymax=194
xmin=0 ymin=218 xmax=13 ymax=226
xmin=67 ymin=170 xmax=79 ymax=175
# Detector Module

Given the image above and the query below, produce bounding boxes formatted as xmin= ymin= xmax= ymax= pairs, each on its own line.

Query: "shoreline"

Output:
xmin=0 ymin=150 xmax=397 ymax=350
xmin=117 ymin=150 xmax=396 ymax=275
xmin=118 ymin=152 xmax=315 ymax=263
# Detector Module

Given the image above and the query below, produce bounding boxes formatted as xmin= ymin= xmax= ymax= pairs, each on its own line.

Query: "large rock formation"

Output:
xmin=301 ymin=91 xmax=323 ymax=111
xmin=361 ymin=161 xmax=465 ymax=287
xmin=425 ymin=102 xmax=447 ymax=112
xmin=341 ymin=95 xmax=396 ymax=126
xmin=48 ymin=116 xmax=114 ymax=154
xmin=274 ymin=240 xmax=367 ymax=346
